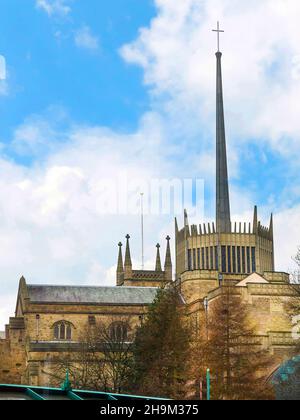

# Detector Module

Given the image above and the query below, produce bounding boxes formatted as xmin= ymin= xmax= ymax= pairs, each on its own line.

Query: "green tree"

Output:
xmin=205 ymin=286 xmax=274 ymax=400
xmin=128 ymin=287 xmax=190 ymax=399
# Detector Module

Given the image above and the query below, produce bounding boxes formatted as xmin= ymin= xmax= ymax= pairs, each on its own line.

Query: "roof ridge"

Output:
xmin=28 ymin=284 xmax=159 ymax=290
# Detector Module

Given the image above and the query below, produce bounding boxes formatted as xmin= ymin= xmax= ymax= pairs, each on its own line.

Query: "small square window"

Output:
xmin=88 ymin=315 xmax=96 ymax=325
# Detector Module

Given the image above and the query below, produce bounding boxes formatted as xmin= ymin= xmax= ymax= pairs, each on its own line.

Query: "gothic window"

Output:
xmin=232 ymin=246 xmax=236 ymax=273
xmin=247 ymin=247 xmax=251 ymax=273
xmin=193 ymin=249 xmax=196 ymax=270
xmin=221 ymin=246 xmax=226 ymax=273
xmin=251 ymin=247 xmax=256 ymax=272
xmin=206 ymin=247 xmax=209 ymax=269
xmin=242 ymin=247 xmax=246 ymax=273
xmin=210 ymin=247 xmax=214 ymax=270
xmin=54 ymin=324 xmax=59 ymax=340
xmin=187 ymin=249 xmax=192 ymax=271
xmin=109 ymin=322 xmax=128 ymax=343
xmin=227 ymin=246 xmax=231 ymax=273
xmin=53 ymin=321 xmax=73 ymax=341
xmin=215 ymin=246 xmax=219 ymax=270
xmin=237 ymin=247 xmax=241 ymax=273
xmin=202 ymin=248 xmax=205 ymax=269
xmin=60 ymin=323 xmax=65 ymax=340
xmin=197 ymin=248 xmax=201 ymax=270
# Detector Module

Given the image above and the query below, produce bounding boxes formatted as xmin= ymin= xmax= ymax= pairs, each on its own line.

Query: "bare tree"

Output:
xmin=95 ymin=319 xmax=133 ymax=393
xmin=286 ymin=248 xmax=300 ymax=354
xmin=46 ymin=318 xmax=133 ymax=393
xmin=290 ymin=247 xmax=300 ymax=284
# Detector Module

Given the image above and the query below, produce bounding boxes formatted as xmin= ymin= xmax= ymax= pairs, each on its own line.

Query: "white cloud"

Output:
xmin=0 ymin=108 xmax=298 ymax=329
xmin=121 ymin=0 xmax=300 ymax=155
xmin=11 ymin=107 xmax=69 ymax=157
xmin=275 ymin=205 xmax=300 ymax=273
xmin=0 ymin=112 xmax=175 ymax=328
xmin=36 ymin=0 xmax=71 ymax=17
xmin=0 ymin=55 xmax=8 ymax=96
xmin=0 ymin=56 xmax=6 ymax=80
xmin=74 ymin=25 xmax=100 ymax=51
xmin=1 ymin=0 xmax=300 ymax=328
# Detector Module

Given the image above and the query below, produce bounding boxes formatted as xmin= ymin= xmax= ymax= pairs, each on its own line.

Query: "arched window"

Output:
xmin=109 ymin=322 xmax=128 ymax=342
xmin=53 ymin=321 xmax=73 ymax=341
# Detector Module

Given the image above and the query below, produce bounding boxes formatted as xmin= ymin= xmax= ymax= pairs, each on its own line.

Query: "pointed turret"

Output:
xmin=116 ymin=242 xmax=124 ymax=286
xmin=175 ymin=217 xmax=179 ymax=234
xmin=253 ymin=206 xmax=258 ymax=234
xmin=269 ymin=213 xmax=275 ymax=270
xmin=269 ymin=213 xmax=274 ymax=240
xmin=216 ymin=50 xmax=231 ymax=233
xmin=184 ymin=209 xmax=189 ymax=271
xmin=124 ymin=234 xmax=132 ymax=279
xmin=155 ymin=244 xmax=162 ymax=272
xmin=164 ymin=236 xmax=172 ymax=282
xmin=184 ymin=209 xmax=189 ymax=229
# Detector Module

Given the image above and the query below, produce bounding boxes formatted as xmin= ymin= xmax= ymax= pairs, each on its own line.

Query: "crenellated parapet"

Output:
xmin=175 ymin=206 xmax=274 ymax=279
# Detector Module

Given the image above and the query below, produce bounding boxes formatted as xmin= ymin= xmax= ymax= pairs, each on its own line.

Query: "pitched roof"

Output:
xmin=236 ymin=273 xmax=269 ymax=287
xmin=27 ymin=285 xmax=158 ymax=305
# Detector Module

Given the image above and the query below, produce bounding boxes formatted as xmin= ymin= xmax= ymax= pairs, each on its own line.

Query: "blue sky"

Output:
xmin=0 ymin=0 xmax=155 ymax=144
xmin=0 ymin=0 xmax=300 ymax=327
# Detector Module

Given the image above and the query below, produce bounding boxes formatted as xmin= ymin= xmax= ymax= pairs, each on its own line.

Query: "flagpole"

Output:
xmin=140 ymin=193 xmax=145 ymax=270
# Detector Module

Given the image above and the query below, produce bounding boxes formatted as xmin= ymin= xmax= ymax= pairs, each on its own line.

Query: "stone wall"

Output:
xmin=0 ymin=319 xmax=26 ymax=385
xmin=206 ymin=282 xmax=299 ymax=367
xmin=1 ymin=302 xmax=148 ymax=387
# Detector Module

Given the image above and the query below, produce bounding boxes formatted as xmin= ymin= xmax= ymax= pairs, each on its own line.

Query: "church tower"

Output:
xmin=175 ymin=25 xmax=276 ymax=296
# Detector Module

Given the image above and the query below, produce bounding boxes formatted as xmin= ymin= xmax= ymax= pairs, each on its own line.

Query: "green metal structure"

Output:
xmin=0 ymin=383 xmax=168 ymax=401
xmin=271 ymin=355 xmax=300 ymax=400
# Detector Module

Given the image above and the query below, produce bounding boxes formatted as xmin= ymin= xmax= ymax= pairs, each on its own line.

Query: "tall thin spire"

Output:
xmin=164 ymin=236 xmax=172 ymax=282
xmin=155 ymin=244 xmax=162 ymax=272
xmin=215 ymin=33 xmax=231 ymax=234
xmin=124 ymin=234 xmax=132 ymax=279
xmin=117 ymin=242 xmax=124 ymax=270
xmin=125 ymin=234 xmax=132 ymax=266
xmin=116 ymin=242 xmax=124 ymax=286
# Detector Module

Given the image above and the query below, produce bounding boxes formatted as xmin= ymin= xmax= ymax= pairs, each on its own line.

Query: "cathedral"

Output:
xmin=0 ymin=44 xmax=299 ymax=389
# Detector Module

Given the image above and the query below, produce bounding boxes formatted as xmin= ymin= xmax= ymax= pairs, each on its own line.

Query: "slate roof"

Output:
xmin=27 ymin=285 xmax=158 ymax=305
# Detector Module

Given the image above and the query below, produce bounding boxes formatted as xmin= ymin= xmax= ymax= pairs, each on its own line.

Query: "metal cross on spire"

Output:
xmin=212 ymin=21 xmax=224 ymax=52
